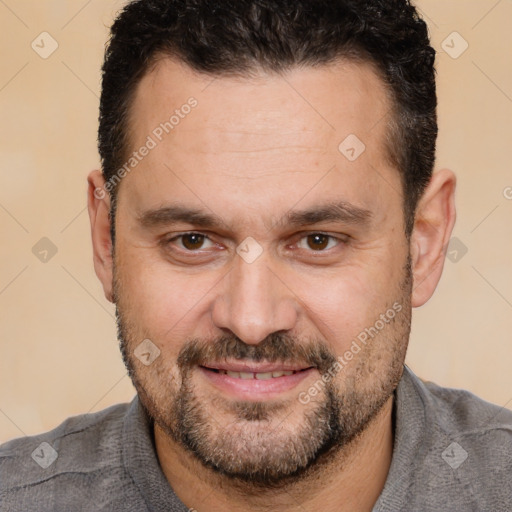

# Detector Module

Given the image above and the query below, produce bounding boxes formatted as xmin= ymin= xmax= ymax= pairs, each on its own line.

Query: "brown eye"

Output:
xmin=167 ymin=233 xmax=215 ymax=251
xmin=162 ymin=232 xmax=220 ymax=261
xmin=296 ymin=233 xmax=341 ymax=252
xmin=306 ymin=234 xmax=330 ymax=251
xmin=180 ymin=233 xmax=206 ymax=250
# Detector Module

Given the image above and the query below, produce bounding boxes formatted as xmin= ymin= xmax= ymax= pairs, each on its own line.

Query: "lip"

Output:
xmin=201 ymin=361 xmax=313 ymax=373
xmin=198 ymin=364 xmax=316 ymax=400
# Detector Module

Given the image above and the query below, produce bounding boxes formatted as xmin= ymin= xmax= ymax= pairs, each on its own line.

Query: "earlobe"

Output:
xmin=87 ymin=170 xmax=115 ymax=303
xmin=410 ymin=168 xmax=457 ymax=308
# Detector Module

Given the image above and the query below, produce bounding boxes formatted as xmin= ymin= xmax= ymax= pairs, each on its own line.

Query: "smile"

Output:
xmin=206 ymin=369 xmax=305 ymax=380
xmin=198 ymin=365 xmax=316 ymax=399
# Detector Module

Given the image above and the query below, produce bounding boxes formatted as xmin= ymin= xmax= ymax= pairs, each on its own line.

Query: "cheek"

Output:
xmin=293 ymin=259 xmax=401 ymax=349
xmin=117 ymin=247 xmax=220 ymax=338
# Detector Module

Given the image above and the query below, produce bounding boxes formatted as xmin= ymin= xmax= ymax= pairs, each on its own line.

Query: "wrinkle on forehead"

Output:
xmin=118 ymin=56 xmax=401 ymax=232
xmin=128 ymin=55 xmax=391 ymax=155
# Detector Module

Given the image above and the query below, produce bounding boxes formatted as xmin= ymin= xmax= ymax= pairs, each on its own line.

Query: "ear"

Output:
xmin=87 ymin=170 xmax=114 ymax=303
xmin=410 ymin=168 xmax=457 ymax=307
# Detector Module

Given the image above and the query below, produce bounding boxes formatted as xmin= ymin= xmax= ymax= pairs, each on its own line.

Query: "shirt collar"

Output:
xmin=122 ymin=396 xmax=188 ymax=512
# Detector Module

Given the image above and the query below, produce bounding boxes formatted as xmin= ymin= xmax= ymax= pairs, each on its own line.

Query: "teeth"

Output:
xmin=255 ymin=372 xmax=273 ymax=380
xmin=220 ymin=370 xmax=299 ymax=379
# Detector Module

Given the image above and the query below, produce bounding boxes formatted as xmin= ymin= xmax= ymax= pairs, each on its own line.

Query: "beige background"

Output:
xmin=1 ymin=0 xmax=511 ymax=443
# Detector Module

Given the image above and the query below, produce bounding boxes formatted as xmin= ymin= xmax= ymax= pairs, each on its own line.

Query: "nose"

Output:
xmin=211 ymin=251 xmax=299 ymax=345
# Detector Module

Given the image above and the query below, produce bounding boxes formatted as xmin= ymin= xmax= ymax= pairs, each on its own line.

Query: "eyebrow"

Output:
xmin=136 ymin=200 xmax=373 ymax=231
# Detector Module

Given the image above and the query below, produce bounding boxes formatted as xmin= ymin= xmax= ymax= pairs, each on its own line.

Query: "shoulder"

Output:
xmin=376 ymin=367 xmax=512 ymax=511
xmin=417 ymin=372 xmax=512 ymax=441
xmin=406 ymin=368 xmax=512 ymax=507
xmin=0 ymin=401 xmax=132 ymax=495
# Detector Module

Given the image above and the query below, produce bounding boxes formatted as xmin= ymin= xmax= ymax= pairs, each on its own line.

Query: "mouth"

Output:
xmin=198 ymin=362 xmax=316 ymax=399
xmin=201 ymin=366 xmax=312 ymax=380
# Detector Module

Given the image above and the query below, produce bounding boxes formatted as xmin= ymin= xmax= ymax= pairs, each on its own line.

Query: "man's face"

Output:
xmin=112 ymin=57 xmax=412 ymax=485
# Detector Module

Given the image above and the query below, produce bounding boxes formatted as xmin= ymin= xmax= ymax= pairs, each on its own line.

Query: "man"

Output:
xmin=1 ymin=0 xmax=511 ymax=510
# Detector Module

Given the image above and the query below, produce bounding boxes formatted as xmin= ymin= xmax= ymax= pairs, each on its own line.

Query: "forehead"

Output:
xmin=129 ymin=55 xmax=392 ymax=148
xmin=118 ymin=56 xmax=400 ymax=229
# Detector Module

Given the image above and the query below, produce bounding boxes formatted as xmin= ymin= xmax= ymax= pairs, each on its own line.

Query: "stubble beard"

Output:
xmin=114 ymin=255 xmax=412 ymax=489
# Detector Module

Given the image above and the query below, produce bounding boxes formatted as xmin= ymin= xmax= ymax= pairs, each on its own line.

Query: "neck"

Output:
xmin=154 ymin=395 xmax=394 ymax=512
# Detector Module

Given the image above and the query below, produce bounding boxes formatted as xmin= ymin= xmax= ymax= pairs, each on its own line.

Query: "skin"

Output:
xmin=87 ymin=56 xmax=456 ymax=511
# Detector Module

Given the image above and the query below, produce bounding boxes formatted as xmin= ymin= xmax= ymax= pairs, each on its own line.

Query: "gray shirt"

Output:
xmin=1 ymin=365 xmax=511 ymax=511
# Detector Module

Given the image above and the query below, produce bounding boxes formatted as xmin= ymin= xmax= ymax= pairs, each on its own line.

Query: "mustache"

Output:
xmin=176 ymin=332 xmax=338 ymax=374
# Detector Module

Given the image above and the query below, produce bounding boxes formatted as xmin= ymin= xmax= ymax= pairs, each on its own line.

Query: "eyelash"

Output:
xmin=163 ymin=231 xmax=348 ymax=256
